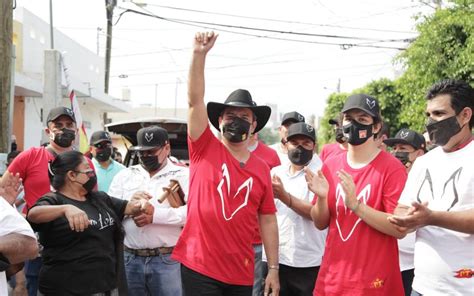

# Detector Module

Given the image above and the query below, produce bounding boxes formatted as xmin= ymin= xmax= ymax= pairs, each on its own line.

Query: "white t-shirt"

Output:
xmin=108 ymin=161 xmax=189 ymax=249
xmin=398 ymin=232 xmax=415 ymax=271
xmin=269 ymin=142 xmax=288 ymax=165
xmin=398 ymin=141 xmax=474 ymax=295
xmin=0 ymin=197 xmax=36 ymax=296
xmin=263 ymin=156 xmax=327 ymax=267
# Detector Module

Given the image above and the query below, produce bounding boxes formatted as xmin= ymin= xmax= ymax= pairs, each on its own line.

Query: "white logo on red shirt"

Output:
xmin=217 ymin=163 xmax=254 ymax=221
xmin=335 ymin=183 xmax=371 ymax=242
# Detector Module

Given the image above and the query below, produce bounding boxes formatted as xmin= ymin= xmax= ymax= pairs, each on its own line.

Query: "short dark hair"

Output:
xmin=426 ymin=79 xmax=474 ymax=129
xmin=6 ymin=151 xmax=21 ymax=166
xmin=48 ymin=151 xmax=84 ymax=190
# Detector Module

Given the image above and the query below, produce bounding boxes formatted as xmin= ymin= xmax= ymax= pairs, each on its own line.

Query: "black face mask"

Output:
xmin=343 ymin=121 xmax=373 ymax=146
xmin=139 ymin=155 xmax=161 ymax=172
xmin=425 ymin=115 xmax=462 ymax=146
xmin=393 ymin=151 xmax=411 ymax=166
xmin=222 ymin=117 xmax=251 ymax=143
xmin=74 ymin=172 xmax=97 ymax=193
xmin=335 ymin=127 xmax=347 ymax=144
xmin=52 ymin=128 xmax=76 ymax=148
xmin=95 ymin=148 xmax=112 ymax=162
xmin=288 ymin=146 xmax=313 ymax=166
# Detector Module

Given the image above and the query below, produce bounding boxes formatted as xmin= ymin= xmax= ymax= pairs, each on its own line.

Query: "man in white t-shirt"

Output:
xmin=0 ymin=178 xmax=38 ymax=296
xmin=270 ymin=111 xmax=305 ymax=164
xmin=266 ymin=122 xmax=327 ymax=295
xmin=389 ymin=79 xmax=474 ymax=296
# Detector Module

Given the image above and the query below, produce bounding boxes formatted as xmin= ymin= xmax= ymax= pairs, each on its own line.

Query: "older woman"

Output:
xmin=27 ymin=151 xmax=152 ymax=296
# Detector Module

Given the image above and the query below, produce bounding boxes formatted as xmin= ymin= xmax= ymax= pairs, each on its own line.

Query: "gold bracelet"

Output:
xmin=288 ymin=193 xmax=292 ymax=209
xmin=268 ymin=264 xmax=279 ymax=270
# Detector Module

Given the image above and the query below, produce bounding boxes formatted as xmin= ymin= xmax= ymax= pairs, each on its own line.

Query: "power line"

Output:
xmin=143 ymin=2 xmax=418 ymax=34
xmin=116 ymin=8 xmax=408 ymax=50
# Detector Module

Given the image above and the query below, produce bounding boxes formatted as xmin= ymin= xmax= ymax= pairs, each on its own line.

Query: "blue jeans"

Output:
xmin=252 ymin=244 xmax=265 ymax=296
xmin=25 ymin=257 xmax=42 ymax=296
xmin=124 ymin=251 xmax=182 ymax=296
xmin=410 ymin=291 xmax=422 ymax=296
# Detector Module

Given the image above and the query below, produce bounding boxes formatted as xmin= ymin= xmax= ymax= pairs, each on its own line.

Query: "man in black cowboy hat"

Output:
xmin=171 ymin=31 xmax=280 ymax=296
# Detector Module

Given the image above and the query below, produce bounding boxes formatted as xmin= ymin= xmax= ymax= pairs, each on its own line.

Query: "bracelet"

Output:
xmin=350 ymin=200 xmax=361 ymax=212
xmin=268 ymin=264 xmax=279 ymax=270
xmin=287 ymin=193 xmax=293 ymax=209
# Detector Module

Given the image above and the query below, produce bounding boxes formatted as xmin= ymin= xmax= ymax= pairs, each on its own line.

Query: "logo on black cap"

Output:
xmin=400 ymin=130 xmax=409 ymax=139
xmin=366 ymin=98 xmax=376 ymax=109
xmin=145 ymin=133 xmax=154 ymax=143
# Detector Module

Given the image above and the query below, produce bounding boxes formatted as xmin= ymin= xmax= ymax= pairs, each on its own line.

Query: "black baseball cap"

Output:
xmin=46 ymin=106 xmax=76 ymax=123
xmin=286 ymin=122 xmax=316 ymax=142
xmin=384 ymin=128 xmax=426 ymax=151
xmin=341 ymin=94 xmax=381 ymax=119
xmin=281 ymin=111 xmax=305 ymax=126
xmin=90 ymin=131 xmax=112 ymax=145
xmin=130 ymin=126 xmax=168 ymax=151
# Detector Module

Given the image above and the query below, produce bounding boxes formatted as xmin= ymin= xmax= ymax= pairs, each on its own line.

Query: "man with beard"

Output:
xmin=108 ymin=126 xmax=189 ymax=296
xmin=89 ymin=131 xmax=125 ymax=192
xmin=389 ymin=79 xmax=474 ymax=295
xmin=2 ymin=106 xmax=94 ymax=296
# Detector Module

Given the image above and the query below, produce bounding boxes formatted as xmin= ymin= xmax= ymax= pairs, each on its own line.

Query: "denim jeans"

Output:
xmin=252 ymin=244 xmax=265 ymax=296
xmin=25 ymin=257 xmax=42 ymax=296
xmin=410 ymin=290 xmax=422 ymax=296
xmin=124 ymin=251 xmax=182 ymax=296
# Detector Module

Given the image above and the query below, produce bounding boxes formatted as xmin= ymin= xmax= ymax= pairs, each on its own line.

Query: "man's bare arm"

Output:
xmin=0 ymin=233 xmax=38 ymax=264
xmin=188 ymin=32 xmax=218 ymax=141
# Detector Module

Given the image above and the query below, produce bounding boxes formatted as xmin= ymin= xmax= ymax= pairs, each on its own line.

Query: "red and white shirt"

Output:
xmin=319 ymin=142 xmax=346 ymax=163
xmin=172 ymin=126 xmax=276 ymax=286
xmin=314 ymin=151 xmax=406 ymax=296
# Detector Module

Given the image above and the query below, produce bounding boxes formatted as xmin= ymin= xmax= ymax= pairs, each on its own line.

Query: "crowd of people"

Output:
xmin=0 ymin=31 xmax=473 ymax=296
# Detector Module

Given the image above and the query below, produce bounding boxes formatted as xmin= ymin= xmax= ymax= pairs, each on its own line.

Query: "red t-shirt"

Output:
xmin=314 ymin=151 xmax=406 ymax=296
xmin=8 ymin=146 xmax=95 ymax=212
xmin=251 ymin=141 xmax=280 ymax=244
xmin=252 ymin=141 xmax=281 ymax=170
xmin=319 ymin=142 xmax=346 ymax=162
xmin=172 ymin=126 xmax=276 ymax=285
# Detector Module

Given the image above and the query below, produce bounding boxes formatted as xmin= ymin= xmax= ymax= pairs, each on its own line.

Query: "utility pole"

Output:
xmin=49 ymin=0 xmax=54 ymax=49
xmin=103 ymin=0 xmax=116 ymax=130
xmin=104 ymin=0 xmax=115 ymax=94
xmin=0 ymin=0 xmax=13 ymax=153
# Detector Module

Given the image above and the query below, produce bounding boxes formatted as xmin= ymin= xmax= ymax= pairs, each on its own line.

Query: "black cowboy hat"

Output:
xmin=207 ymin=89 xmax=271 ymax=134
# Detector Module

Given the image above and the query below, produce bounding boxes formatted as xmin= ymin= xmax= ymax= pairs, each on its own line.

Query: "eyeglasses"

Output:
xmin=74 ymin=170 xmax=96 ymax=178
xmin=94 ymin=142 xmax=112 ymax=149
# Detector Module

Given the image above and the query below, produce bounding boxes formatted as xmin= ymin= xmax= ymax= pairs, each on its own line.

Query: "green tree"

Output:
xmin=396 ymin=0 xmax=474 ymax=130
xmin=356 ymin=78 xmax=405 ymax=137
xmin=258 ymin=127 xmax=279 ymax=145
xmin=318 ymin=92 xmax=348 ymax=145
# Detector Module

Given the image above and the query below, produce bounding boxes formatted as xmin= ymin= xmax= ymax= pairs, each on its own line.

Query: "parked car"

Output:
xmin=105 ymin=117 xmax=188 ymax=167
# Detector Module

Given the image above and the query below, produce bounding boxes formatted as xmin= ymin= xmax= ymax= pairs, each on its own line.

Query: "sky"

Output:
xmin=14 ymin=0 xmax=435 ymax=121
